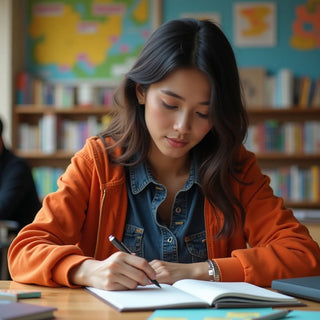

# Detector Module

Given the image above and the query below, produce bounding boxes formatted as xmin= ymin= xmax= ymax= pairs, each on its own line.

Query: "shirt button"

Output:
xmin=175 ymin=207 xmax=182 ymax=213
xmin=167 ymin=237 xmax=173 ymax=243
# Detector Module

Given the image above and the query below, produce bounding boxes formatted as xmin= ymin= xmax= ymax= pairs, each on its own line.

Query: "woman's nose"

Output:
xmin=173 ymin=111 xmax=191 ymax=133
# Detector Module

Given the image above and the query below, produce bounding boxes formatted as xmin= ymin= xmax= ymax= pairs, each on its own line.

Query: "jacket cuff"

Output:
xmin=52 ymin=255 xmax=91 ymax=287
xmin=214 ymin=257 xmax=245 ymax=282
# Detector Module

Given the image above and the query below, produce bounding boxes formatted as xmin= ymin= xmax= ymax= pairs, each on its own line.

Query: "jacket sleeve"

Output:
xmin=8 ymin=143 xmax=96 ymax=287
xmin=215 ymin=148 xmax=320 ymax=286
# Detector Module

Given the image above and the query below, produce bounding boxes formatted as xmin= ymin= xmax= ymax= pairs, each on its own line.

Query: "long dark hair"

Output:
xmin=101 ymin=18 xmax=248 ymax=238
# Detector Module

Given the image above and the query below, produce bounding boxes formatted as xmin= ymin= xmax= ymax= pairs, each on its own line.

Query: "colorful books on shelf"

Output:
xmin=238 ymin=68 xmax=320 ymax=109
xmin=18 ymin=115 xmax=111 ymax=154
xmin=245 ymin=120 xmax=320 ymax=154
xmin=263 ymin=165 xmax=320 ymax=203
xmin=53 ymin=83 xmax=75 ymax=108
xmin=294 ymin=76 xmax=320 ymax=109
xmin=32 ymin=167 xmax=64 ymax=199
xmin=15 ymin=71 xmax=116 ymax=108
xmin=18 ymin=123 xmax=39 ymax=152
xmin=19 ymin=70 xmax=320 ymax=109
xmin=60 ymin=116 xmax=104 ymax=152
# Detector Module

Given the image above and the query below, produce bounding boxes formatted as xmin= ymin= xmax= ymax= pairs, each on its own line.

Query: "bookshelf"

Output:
xmin=9 ymin=1 xmax=319 ymax=223
xmin=240 ymin=65 xmax=320 ymax=219
xmin=12 ymin=102 xmax=113 ymax=199
xmin=246 ymin=107 xmax=320 ymax=219
xmin=12 ymin=73 xmax=116 ymax=199
xmin=12 ymin=105 xmax=112 ymax=167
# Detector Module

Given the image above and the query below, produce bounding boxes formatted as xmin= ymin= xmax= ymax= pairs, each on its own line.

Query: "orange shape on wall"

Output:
xmin=291 ymin=0 xmax=320 ymax=50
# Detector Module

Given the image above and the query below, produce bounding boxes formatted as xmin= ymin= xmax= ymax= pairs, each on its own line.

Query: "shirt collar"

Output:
xmin=128 ymin=153 xmax=200 ymax=195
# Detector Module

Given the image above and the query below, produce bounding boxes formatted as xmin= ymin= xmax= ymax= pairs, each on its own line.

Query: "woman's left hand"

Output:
xmin=149 ymin=260 xmax=208 ymax=284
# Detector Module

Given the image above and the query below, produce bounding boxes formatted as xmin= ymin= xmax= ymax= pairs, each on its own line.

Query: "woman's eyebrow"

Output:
xmin=160 ymin=89 xmax=210 ymax=105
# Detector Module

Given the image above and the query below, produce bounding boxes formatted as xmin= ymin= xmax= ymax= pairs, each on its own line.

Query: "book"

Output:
xmin=0 ymin=290 xmax=41 ymax=302
xmin=86 ymin=279 xmax=303 ymax=312
xmin=274 ymin=69 xmax=294 ymax=109
xmin=148 ymin=308 xmax=320 ymax=320
xmin=272 ymin=276 xmax=320 ymax=302
xmin=238 ymin=67 xmax=266 ymax=108
xmin=311 ymin=78 xmax=320 ymax=108
xmin=39 ymin=114 xmax=57 ymax=154
xmin=298 ymin=76 xmax=312 ymax=108
xmin=0 ymin=302 xmax=56 ymax=320
xmin=149 ymin=308 xmax=280 ymax=320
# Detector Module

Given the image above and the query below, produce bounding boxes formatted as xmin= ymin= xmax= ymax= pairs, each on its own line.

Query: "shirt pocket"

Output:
xmin=185 ymin=231 xmax=207 ymax=262
xmin=122 ymin=224 xmax=144 ymax=257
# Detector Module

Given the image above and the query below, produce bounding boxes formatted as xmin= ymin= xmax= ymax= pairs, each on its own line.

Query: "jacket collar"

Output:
xmin=128 ymin=152 xmax=200 ymax=195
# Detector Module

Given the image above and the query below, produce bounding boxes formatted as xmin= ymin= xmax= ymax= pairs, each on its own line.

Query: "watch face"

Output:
xmin=207 ymin=259 xmax=221 ymax=282
xmin=207 ymin=259 xmax=215 ymax=280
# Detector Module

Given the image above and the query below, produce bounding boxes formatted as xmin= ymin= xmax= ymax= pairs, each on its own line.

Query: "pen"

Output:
xmin=251 ymin=309 xmax=291 ymax=320
xmin=108 ymin=235 xmax=161 ymax=288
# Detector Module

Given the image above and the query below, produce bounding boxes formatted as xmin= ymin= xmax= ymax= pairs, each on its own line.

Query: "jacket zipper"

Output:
xmin=94 ymin=188 xmax=106 ymax=258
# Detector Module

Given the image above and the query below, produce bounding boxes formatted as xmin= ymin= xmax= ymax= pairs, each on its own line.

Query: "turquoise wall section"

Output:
xmin=162 ymin=0 xmax=320 ymax=79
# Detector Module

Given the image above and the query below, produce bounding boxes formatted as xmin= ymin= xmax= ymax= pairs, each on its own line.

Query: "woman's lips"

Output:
xmin=166 ymin=137 xmax=188 ymax=148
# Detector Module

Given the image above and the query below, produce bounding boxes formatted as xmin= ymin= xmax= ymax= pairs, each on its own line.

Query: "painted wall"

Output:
xmin=0 ymin=0 xmax=13 ymax=145
xmin=162 ymin=0 xmax=320 ymax=79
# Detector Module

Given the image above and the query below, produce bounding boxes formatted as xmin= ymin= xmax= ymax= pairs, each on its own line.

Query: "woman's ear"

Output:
xmin=136 ymin=84 xmax=145 ymax=104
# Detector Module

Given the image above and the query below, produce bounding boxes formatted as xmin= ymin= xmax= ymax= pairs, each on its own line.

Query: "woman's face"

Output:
xmin=136 ymin=68 xmax=212 ymax=161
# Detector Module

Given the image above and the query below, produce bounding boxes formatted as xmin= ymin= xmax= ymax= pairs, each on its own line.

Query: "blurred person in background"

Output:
xmin=0 ymin=117 xmax=41 ymax=231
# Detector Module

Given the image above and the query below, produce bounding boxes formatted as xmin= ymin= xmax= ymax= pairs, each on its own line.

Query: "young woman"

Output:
xmin=8 ymin=18 xmax=320 ymax=290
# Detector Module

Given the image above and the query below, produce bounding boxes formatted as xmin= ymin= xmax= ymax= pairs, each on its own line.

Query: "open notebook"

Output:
xmin=86 ymin=279 xmax=303 ymax=311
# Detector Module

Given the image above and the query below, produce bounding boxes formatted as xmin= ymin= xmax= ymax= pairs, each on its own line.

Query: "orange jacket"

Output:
xmin=8 ymin=136 xmax=320 ymax=287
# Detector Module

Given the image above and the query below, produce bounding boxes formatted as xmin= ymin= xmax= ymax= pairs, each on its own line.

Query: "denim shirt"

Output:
xmin=123 ymin=155 xmax=207 ymax=263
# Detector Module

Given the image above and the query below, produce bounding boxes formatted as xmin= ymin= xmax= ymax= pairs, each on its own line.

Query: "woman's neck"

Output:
xmin=147 ymin=148 xmax=191 ymax=182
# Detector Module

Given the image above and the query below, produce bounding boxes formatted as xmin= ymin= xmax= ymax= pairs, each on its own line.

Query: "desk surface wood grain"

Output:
xmin=1 ymin=281 xmax=319 ymax=319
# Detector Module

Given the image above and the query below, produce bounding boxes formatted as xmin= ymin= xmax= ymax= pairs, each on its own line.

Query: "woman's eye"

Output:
xmin=162 ymin=101 xmax=177 ymax=109
xmin=196 ymin=112 xmax=209 ymax=119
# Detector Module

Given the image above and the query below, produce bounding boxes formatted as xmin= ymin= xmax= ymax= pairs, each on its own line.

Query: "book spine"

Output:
xmin=298 ymin=76 xmax=312 ymax=109
xmin=280 ymin=69 xmax=294 ymax=108
xmin=311 ymin=165 xmax=320 ymax=202
xmin=40 ymin=114 xmax=57 ymax=154
xmin=311 ymin=78 xmax=320 ymax=108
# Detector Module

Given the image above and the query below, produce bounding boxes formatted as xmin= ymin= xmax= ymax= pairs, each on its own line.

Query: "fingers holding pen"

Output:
xmin=72 ymin=235 xmax=160 ymax=290
xmin=108 ymin=235 xmax=160 ymax=288
xmin=107 ymin=251 xmax=157 ymax=289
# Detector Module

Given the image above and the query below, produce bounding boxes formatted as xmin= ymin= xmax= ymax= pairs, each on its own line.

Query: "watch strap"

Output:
xmin=207 ymin=259 xmax=221 ymax=282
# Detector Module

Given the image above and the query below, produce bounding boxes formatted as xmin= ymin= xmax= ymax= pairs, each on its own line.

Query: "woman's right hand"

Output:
xmin=69 ymin=251 xmax=157 ymax=290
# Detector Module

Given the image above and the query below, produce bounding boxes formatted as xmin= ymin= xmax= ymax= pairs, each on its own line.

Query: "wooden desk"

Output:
xmin=1 ymin=281 xmax=319 ymax=319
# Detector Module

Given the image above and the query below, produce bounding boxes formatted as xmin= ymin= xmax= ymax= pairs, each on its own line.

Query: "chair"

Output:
xmin=0 ymin=220 xmax=18 ymax=279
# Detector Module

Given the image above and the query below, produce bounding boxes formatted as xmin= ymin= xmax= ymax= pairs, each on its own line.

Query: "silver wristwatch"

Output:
xmin=207 ymin=259 xmax=221 ymax=282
